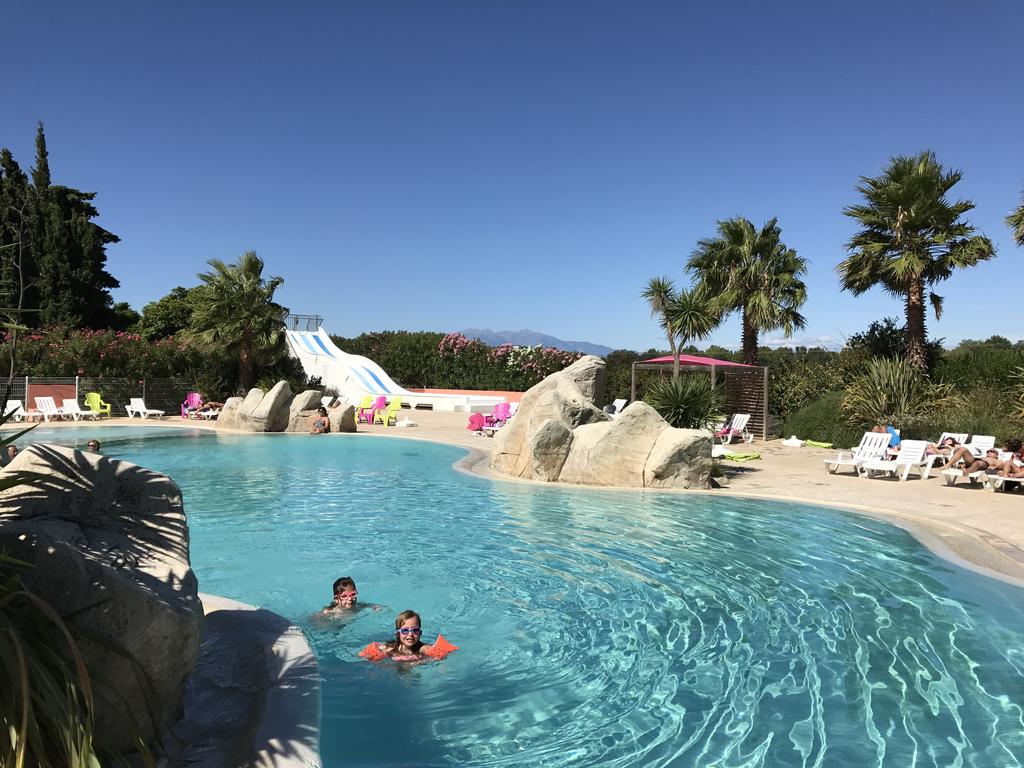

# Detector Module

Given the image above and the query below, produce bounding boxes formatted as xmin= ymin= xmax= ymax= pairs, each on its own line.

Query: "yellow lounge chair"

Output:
xmin=374 ymin=397 xmax=403 ymax=426
xmin=84 ymin=391 xmax=111 ymax=418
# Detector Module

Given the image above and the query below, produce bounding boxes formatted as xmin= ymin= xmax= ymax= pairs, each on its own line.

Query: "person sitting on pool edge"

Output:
xmin=310 ymin=407 xmax=330 ymax=435
xmin=359 ymin=610 xmax=458 ymax=662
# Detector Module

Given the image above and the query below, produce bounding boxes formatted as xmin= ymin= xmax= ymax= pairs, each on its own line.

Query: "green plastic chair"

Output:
xmin=84 ymin=391 xmax=111 ymax=418
xmin=374 ymin=397 xmax=403 ymax=426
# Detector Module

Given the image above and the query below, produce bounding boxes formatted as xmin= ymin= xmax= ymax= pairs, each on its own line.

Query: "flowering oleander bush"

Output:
xmin=329 ymin=331 xmax=583 ymax=392
xmin=8 ymin=328 xmax=205 ymax=378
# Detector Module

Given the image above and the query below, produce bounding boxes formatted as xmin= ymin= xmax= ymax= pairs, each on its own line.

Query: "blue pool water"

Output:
xmin=47 ymin=430 xmax=1024 ymax=766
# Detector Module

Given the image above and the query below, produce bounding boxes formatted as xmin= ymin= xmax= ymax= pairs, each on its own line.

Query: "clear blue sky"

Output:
xmin=3 ymin=2 xmax=1022 ymax=352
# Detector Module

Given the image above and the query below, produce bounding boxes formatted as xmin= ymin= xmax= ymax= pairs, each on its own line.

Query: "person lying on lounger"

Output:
xmin=927 ymin=436 xmax=960 ymax=458
xmin=940 ymin=443 xmax=1015 ymax=474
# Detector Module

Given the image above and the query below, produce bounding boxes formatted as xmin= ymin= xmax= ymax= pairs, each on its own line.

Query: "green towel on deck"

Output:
xmin=723 ymin=452 xmax=761 ymax=461
xmin=805 ymin=440 xmax=833 ymax=449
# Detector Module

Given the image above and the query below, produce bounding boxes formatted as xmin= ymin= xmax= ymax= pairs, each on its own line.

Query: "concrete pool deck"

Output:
xmin=19 ymin=413 xmax=1024 ymax=585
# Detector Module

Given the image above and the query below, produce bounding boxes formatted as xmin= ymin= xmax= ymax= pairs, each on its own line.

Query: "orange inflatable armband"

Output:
xmin=422 ymin=634 xmax=459 ymax=659
xmin=359 ymin=642 xmax=389 ymax=661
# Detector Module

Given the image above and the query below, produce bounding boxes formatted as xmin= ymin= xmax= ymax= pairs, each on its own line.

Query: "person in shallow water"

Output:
xmin=360 ymin=610 xmax=458 ymax=662
xmin=310 ymin=407 xmax=330 ymax=435
xmin=86 ymin=439 xmax=101 ymax=453
xmin=5 ymin=445 xmax=17 ymax=462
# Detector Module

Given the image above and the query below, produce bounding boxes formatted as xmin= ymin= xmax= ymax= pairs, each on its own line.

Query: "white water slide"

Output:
xmin=285 ymin=327 xmax=505 ymax=413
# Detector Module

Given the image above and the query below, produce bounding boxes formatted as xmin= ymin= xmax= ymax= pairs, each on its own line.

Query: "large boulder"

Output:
xmin=644 ymin=427 xmax=713 ymax=489
xmin=560 ymin=355 xmax=607 ymax=406
xmin=0 ymin=445 xmax=203 ymax=753
xmin=216 ymin=389 xmax=264 ymax=432
xmin=245 ymin=380 xmax=293 ymax=432
xmin=527 ymin=419 xmax=574 ymax=481
xmin=558 ymin=402 xmax=668 ymax=487
xmin=329 ymin=401 xmax=356 ymax=433
xmin=284 ymin=390 xmax=327 ymax=433
xmin=217 ymin=383 xmax=294 ymax=433
xmin=492 ymin=374 xmax=608 ymax=477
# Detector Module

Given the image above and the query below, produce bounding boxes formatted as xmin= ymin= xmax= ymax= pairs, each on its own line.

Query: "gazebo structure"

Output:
xmin=631 ymin=354 xmax=770 ymax=441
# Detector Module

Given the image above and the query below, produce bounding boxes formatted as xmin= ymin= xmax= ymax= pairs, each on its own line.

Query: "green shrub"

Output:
xmin=644 ymin=375 xmax=723 ymax=429
xmin=934 ymin=347 xmax=1024 ymax=389
xmin=914 ymin=385 xmax=1022 ymax=444
xmin=841 ymin=357 xmax=962 ymax=432
xmin=781 ymin=391 xmax=863 ymax=447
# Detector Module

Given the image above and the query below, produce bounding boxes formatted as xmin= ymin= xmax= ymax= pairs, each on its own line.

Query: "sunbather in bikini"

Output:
xmin=941 ymin=444 xmax=1011 ymax=474
xmin=996 ymin=440 xmax=1024 ymax=478
xmin=927 ymin=436 xmax=960 ymax=458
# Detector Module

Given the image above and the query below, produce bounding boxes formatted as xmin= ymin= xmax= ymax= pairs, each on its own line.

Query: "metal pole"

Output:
xmin=762 ymin=366 xmax=769 ymax=440
xmin=630 ymin=361 xmax=636 ymax=402
xmin=75 ymin=375 xmax=79 ymax=403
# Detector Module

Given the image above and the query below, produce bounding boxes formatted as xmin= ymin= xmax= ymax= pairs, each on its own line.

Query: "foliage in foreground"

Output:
xmin=644 ymin=374 xmax=723 ymax=429
xmin=0 ymin=555 xmax=101 ymax=768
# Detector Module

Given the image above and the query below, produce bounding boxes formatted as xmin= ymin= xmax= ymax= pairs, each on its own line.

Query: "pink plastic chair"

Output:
xmin=181 ymin=392 xmax=203 ymax=419
xmin=467 ymin=413 xmax=486 ymax=431
xmin=485 ymin=402 xmax=511 ymax=426
xmin=359 ymin=396 xmax=387 ymax=425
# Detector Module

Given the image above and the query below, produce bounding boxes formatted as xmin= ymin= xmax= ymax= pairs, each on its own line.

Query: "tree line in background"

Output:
xmin=3 ymin=125 xmax=1024 ymax=437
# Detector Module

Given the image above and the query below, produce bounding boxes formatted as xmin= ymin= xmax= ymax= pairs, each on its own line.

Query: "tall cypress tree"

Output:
xmin=0 ymin=122 xmax=122 ymax=328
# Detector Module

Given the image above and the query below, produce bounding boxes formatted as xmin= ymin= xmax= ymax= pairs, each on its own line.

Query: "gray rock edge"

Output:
xmin=161 ymin=593 xmax=322 ymax=768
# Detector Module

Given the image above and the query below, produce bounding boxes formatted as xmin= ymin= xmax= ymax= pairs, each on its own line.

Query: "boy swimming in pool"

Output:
xmin=359 ymin=610 xmax=458 ymax=662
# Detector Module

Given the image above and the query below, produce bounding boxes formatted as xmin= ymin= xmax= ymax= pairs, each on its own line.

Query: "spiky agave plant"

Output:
xmin=0 ymin=554 xmax=100 ymax=768
xmin=645 ymin=375 xmax=724 ymax=429
xmin=841 ymin=357 xmax=960 ymax=430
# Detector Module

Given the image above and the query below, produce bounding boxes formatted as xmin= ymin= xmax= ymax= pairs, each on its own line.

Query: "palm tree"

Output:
xmin=1008 ymin=189 xmax=1024 ymax=247
xmin=665 ymin=285 xmax=722 ymax=359
xmin=189 ymin=251 xmax=287 ymax=390
xmin=641 ymin=276 xmax=681 ymax=377
xmin=838 ymin=151 xmax=995 ymax=372
xmin=686 ymin=217 xmax=807 ymax=365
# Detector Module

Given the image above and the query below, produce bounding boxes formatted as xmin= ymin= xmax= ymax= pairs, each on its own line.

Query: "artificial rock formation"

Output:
xmin=284 ymin=390 xmax=327 ymax=433
xmin=218 ymin=382 xmax=356 ymax=434
xmin=491 ymin=357 xmax=712 ymax=489
xmin=0 ymin=445 xmax=204 ymax=753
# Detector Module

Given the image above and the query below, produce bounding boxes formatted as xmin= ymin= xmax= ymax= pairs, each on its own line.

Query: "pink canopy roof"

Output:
xmin=640 ymin=354 xmax=753 ymax=367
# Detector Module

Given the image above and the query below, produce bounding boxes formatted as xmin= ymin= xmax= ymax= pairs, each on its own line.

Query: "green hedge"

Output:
xmin=780 ymin=391 xmax=863 ymax=448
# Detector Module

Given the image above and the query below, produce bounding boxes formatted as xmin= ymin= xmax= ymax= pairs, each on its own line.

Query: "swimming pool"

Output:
xmin=97 ymin=432 xmax=1024 ymax=766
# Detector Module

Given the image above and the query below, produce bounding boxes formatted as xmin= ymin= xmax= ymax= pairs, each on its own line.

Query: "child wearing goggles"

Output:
xmin=360 ymin=610 xmax=458 ymax=662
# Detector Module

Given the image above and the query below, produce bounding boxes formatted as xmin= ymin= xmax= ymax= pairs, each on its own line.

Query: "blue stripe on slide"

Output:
xmin=311 ymin=334 xmax=336 ymax=358
xmin=298 ymin=334 xmax=320 ymax=355
xmin=360 ymin=366 xmax=392 ymax=394
xmin=348 ymin=365 xmax=377 ymax=392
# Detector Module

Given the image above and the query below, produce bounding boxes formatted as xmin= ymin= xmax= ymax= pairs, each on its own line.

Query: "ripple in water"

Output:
xmin=113 ymin=433 xmax=1024 ymax=768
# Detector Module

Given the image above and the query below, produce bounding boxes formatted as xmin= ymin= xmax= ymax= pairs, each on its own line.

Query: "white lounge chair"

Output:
xmin=985 ymin=474 xmax=1024 ymax=493
xmin=935 ymin=432 xmax=968 ymax=447
xmin=824 ymin=431 xmax=892 ymax=475
xmin=35 ymin=396 xmax=65 ymax=422
xmin=941 ymin=449 xmax=1011 ymax=486
xmin=858 ymin=439 xmax=936 ymax=481
xmin=61 ymin=399 xmax=98 ymax=421
xmin=508 ymin=401 xmax=519 ymax=418
xmin=608 ymin=398 xmax=628 ymax=418
xmin=125 ymin=398 xmax=165 ymax=419
xmin=321 ymin=396 xmax=335 ymax=408
xmin=716 ymin=413 xmax=753 ymax=444
xmin=963 ymin=435 xmax=995 ymax=456
xmin=3 ymin=400 xmax=26 ymax=422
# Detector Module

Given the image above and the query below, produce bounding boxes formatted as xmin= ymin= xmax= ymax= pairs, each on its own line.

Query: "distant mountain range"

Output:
xmin=461 ymin=328 xmax=615 ymax=357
